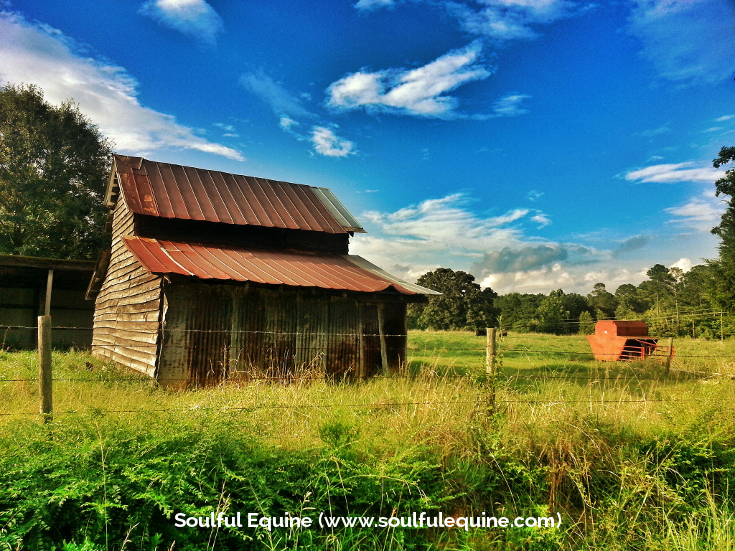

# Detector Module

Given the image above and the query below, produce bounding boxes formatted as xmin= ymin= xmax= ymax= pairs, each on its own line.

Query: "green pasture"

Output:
xmin=1 ymin=333 xmax=735 ymax=550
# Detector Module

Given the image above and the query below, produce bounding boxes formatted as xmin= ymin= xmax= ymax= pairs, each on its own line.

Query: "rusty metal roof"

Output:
xmin=343 ymin=255 xmax=442 ymax=295
xmin=122 ymin=237 xmax=434 ymax=295
xmin=108 ymin=155 xmax=365 ymax=234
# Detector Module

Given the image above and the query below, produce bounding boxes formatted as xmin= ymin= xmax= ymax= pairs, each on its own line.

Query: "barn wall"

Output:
xmin=157 ymin=282 xmax=407 ymax=387
xmin=91 ymin=198 xmax=162 ymax=376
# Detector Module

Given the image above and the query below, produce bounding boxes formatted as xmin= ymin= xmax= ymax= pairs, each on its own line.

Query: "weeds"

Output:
xmin=1 ymin=333 xmax=734 ymax=549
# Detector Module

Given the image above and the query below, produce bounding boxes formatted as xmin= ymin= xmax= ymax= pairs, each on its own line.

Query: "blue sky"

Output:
xmin=1 ymin=0 xmax=734 ymax=294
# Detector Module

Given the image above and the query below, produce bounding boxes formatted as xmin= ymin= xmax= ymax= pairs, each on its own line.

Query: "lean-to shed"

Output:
xmin=87 ymin=155 xmax=438 ymax=386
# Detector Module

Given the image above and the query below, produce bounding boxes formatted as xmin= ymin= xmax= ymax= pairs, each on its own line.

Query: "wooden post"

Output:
xmin=665 ymin=337 xmax=673 ymax=374
xmin=38 ymin=315 xmax=52 ymax=423
xmin=486 ymin=328 xmax=496 ymax=414
xmin=358 ymin=304 xmax=365 ymax=379
xmin=721 ymin=312 xmax=724 ymax=343
xmin=44 ymin=269 xmax=54 ymax=316
xmin=377 ymin=303 xmax=389 ymax=376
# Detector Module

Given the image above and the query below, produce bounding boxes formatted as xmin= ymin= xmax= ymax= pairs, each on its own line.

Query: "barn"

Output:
xmin=87 ymin=155 xmax=438 ymax=387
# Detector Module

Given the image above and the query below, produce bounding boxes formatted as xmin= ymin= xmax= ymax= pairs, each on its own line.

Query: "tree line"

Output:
xmin=408 ymin=263 xmax=728 ymax=338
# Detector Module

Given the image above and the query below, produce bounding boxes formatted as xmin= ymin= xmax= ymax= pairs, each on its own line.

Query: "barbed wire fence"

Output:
xmin=1 ymin=320 xmax=734 ymax=419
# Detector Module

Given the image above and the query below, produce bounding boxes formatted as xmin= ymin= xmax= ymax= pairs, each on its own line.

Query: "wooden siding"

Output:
xmin=91 ymin=196 xmax=162 ymax=375
xmin=157 ymin=282 xmax=406 ymax=387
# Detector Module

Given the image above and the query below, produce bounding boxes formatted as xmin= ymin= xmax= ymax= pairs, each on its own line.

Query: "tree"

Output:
xmin=708 ymin=146 xmax=735 ymax=311
xmin=536 ymin=289 xmax=569 ymax=334
xmin=0 ymin=84 xmax=112 ymax=259
xmin=587 ymin=283 xmax=616 ymax=319
xmin=578 ymin=311 xmax=595 ymax=335
xmin=408 ymin=268 xmax=497 ymax=330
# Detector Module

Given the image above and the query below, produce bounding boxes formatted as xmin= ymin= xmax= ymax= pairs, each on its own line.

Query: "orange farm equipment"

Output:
xmin=586 ymin=320 xmax=672 ymax=362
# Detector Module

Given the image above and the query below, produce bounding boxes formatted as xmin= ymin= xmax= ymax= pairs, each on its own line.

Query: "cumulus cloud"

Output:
xmin=239 ymin=72 xmax=313 ymax=118
xmin=310 ymin=126 xmax=355 ymax=157
xmin=471 ymin=245 xmax=568 ymax=274
xmin=612 ymin=235 xmax=649 ymax=258
xmin=671 ymin=257 xmax=693 ymax=271
xmin=627 ymin=0 xmax=735 ymax=84
xmin=446 ymin=0 xmax=578 ymax=42
xmin=0 ymin=12 xmax=243 ymax=160
xmin=139 ymin=0 xmax=223 ymax=45
xmin=625 ymin=162 xmax=725 ymax=183
xmin=326 ymin=42 xmax=492 ymax=118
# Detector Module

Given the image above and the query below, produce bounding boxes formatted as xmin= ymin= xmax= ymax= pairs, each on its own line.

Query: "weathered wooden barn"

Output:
xmin=87 ymin=155 xmax=437 ymax=386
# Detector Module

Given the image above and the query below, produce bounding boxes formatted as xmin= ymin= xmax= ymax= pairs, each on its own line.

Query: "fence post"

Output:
xmin=38 ymin=315 xmax=52 ymax=423
xmin=486 ymin=327 xmax=496 ymax=415
xmin=665 ymin=337 xmax=673 ymax=374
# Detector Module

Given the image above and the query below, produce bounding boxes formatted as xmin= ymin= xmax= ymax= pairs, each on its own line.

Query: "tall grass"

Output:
xmin=1 ymin=333 xmax=734 ymax=550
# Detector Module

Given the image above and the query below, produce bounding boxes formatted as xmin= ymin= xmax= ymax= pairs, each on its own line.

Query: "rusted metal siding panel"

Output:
xmin=327 ymin=297 xmax=360 ymax=378
xmin=157 ymin=284 xmax=231 ymax=387
xmin=113 ymin=155 xmax=353 ymax=234
xmin=156 ymin=285 xmax=407 ymax=386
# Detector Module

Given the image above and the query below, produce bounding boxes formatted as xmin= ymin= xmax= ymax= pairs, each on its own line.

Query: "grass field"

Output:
xmin=1 ymin=332 xmax=734 ymax=550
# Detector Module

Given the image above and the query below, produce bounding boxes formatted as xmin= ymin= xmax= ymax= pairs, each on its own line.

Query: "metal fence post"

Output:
xmin=38 ymin=315 xmax=52 ymax=423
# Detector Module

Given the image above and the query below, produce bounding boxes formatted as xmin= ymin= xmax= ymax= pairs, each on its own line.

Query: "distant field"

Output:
xmin=1 ymin=332 xmax=735 ymax=550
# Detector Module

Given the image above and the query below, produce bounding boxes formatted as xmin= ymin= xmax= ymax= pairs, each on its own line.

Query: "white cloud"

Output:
xmin=665 ymin=197 xmax=724 ymax=232
xmin=470 ymin=93 xmax=532 ymax=120
xmin=326 ymin=42 xmax=492 ymax=118
xmin=625 ymin=162 xmax=725 ymax=183
xmin=0 ymin=12 xmax=243 ymax=160
xmin=279 ymin=116 xmax=299 ymax=131
xmin=446 ymin=0 xmax=577 ymax=42
xmin=716 ymin=115 xmax=735 ymax=122
xmin=310 ymin=126 xmax=356 ymax=157
xmin=139 ymin=0 xmax=223 ymax=44
xmin=639 ymin=125 xmax=670 ymax=137
xmin=240 ymin=72 xmax=313 ymax=118
xmin=527 ymin=190 xmax=544 ymax=201
xmin=627 ymin=0 xmax=735 ymax=84
xmin=354 ymin=0 xmax=396 ymax=10
xmin=671 ymin=257 xmax=693 ymax=271
xmin=531 ymin=213 xmax=552 ymax=227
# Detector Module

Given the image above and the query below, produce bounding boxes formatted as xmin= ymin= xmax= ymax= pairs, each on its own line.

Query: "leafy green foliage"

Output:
xmin=408 ymin=268 xmax=497 ymax=330
xmin=0 ymin=83 xmax=112 ymax=259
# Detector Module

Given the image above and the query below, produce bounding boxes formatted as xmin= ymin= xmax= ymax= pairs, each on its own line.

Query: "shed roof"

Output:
xmin=106 ymin=155 xmax=365 ymax=234
xmin=122 ymin=236 xmax=438 ymax=295
xmin=0 ymin=254 xmax=95 ymax=290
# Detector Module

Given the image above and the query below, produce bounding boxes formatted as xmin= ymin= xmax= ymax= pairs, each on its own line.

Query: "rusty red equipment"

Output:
xmin=586 ymin=320 xmax=671 ymax=362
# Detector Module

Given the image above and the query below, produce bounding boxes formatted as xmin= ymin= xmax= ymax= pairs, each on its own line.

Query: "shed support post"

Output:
xmin=44 ymin=269 xmax=53 ymax=316
xmin=358 ymin=304 xmax=365 ymax=379
xmin=377 ymin=303 xmax=388 ymax=376
xmin=38 ymin=315 xmax=52 ymax=423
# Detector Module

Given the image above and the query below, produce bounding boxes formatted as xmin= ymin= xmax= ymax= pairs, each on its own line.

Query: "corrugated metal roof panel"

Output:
xmin=122 ymin=237 xmax=435 ymax=295
xmin=312 ymin=187 xmax=366 ymax=233
xmin=112 ymin=155 xmax=360 ymax=234
xmin=343 ymin=255 xmax=442 ymax=295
